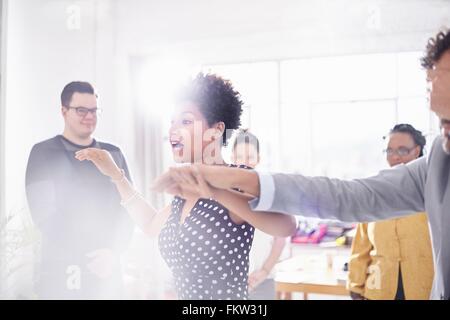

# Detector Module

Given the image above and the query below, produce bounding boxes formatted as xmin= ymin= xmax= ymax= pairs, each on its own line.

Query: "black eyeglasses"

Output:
xmin=383 ymin=146 xmax=416 ymax=157
xmin=65 ymin=106 xmax=102 ymax=117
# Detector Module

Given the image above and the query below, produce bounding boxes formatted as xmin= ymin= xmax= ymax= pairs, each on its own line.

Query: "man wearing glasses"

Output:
xmin=25 ymin=81 xmax=133 ymax=299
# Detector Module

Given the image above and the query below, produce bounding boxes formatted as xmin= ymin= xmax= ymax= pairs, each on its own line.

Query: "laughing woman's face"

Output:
xmin=169 ymin=101 xmax=224 ymax=163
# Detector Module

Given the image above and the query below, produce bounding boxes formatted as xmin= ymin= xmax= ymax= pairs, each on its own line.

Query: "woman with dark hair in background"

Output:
xmin=347 ymin=124 xmax=434 ymax=300
xmin=75 ymin=73 xmax=296 ymax=300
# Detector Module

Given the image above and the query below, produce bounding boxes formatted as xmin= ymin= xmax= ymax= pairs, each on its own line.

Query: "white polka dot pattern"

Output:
xmin=159 ymin=194 xmax=254 ymax=300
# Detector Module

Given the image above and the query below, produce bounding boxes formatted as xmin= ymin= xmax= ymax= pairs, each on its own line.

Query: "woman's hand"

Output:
xmin=153 ymin=165 xmax=215 ymax=199
xmin=153 ymin=164 xmax=259 ymax=197
xmin=75 ymin=148 xmax=122 ymax=180
xmin=248 ymin=268 xmax=269 ymax=292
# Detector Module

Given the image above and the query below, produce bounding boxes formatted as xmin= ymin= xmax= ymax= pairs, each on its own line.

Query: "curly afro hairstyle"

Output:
xmin=421 ymin=28 xmax=450 ymax=69
xmin=175 ymin=72 xmax=243 ymax=146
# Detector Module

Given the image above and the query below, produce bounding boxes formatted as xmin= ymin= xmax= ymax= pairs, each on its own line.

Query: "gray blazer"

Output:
xmin=251 ymin=137 xmax=450 ymax=300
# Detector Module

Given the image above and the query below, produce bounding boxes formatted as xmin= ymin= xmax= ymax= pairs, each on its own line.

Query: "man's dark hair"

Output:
xmin=232 ymin=129 xmax=260 ymax=155
xmin=386 ymin=123 xmax=427 ymax=157
xmin=421 ymin=29 xmax=450 ymax=69
xmin=175 ymin=73 xmax=243 ymax=146
xmin=61 ymin=81 xmax=96 ymax=107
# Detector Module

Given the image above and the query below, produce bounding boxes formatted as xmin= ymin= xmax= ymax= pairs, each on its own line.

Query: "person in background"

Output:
xmin=348 ymin=124 xmax=434 ymax=300
xmin=231 ymin=129 xmax=288 ymax=300
xmin=25 ymin=81 xmax=134 ymax=299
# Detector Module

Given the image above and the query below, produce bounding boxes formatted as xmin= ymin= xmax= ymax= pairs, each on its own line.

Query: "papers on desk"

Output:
xmin=274 ymin=254 xmax=349 ymax=286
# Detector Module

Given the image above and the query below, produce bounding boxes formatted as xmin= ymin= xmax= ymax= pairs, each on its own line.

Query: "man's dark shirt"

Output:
xmin=25 ymin=135 xmax=134 ymax=298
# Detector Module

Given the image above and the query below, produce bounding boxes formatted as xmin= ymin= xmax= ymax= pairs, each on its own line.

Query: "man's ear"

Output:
xmin=414 ymin=145 xmax=422 ymax=158
xmin=61 ymin=106 xmax=67 ymax=117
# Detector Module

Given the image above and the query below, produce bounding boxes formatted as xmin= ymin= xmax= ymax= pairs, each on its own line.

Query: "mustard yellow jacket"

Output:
xmin=347 ymin=213 xmax=434 ymax=300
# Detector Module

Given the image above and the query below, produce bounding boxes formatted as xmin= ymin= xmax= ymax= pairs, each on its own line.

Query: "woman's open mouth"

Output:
xmin=170 ymin=140 xmax=184 ymax=150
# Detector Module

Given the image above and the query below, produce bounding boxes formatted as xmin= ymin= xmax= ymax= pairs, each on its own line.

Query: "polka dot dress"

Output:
xmin=159 ymin=191 xmax=255 ymax=300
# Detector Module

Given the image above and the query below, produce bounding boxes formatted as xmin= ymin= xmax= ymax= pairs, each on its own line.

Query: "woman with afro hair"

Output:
xmin=76 ymin=73 xmax=297 ymax=300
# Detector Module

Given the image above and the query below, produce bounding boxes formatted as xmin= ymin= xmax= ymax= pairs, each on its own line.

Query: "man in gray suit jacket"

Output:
xmin=154 ymin=29 xmax=450 ymax=300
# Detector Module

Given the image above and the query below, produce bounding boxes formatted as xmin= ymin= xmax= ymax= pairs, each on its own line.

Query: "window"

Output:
xmin=202 ymin=62 xmax=280 ymax=170
xmin=203 ymin=52 xmax=435 ymax=178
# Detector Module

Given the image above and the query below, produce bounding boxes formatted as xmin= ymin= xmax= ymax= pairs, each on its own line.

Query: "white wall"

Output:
xmin=112 ymin=0 xmax=450 ymax=175
xmin=1 ymin=0 xmax=6 ymax=219
xmin=115 ymin=0 xmax=450 ymax=62
xmin=0 ymin=0 xmax=124 ymax=298
xmin=0 ymin=0 xmax=7 ymax=296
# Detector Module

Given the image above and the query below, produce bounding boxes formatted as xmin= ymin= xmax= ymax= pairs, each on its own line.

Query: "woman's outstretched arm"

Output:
xmin=212 ymin=188 xmax=297 ymax=237
xmin=153 ymin=165 xmax=297 ymax=237
xmin=75 ymin=148 xmax=171 ymax=237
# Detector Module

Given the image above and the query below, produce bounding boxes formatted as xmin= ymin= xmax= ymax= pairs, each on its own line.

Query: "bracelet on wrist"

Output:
xmin=120 ymin=190 xmax=140 ymax=207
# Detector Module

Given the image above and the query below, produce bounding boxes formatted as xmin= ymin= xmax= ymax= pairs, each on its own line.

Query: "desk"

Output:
xmin=275 ymin=246 xmax=351 ymax=300
xmin=275 ymin=275 xmax=349 ymax=300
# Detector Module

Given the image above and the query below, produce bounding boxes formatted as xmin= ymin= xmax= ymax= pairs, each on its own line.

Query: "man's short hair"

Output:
xmin=421 ymin=29 xmax=450 ymax=69
xmin=61 ymin=81 xmax=96 ymax=107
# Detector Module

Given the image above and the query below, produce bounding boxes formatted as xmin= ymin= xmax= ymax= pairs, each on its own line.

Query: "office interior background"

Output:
xmin=0 ymin=0 xmax=449 ymax=299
